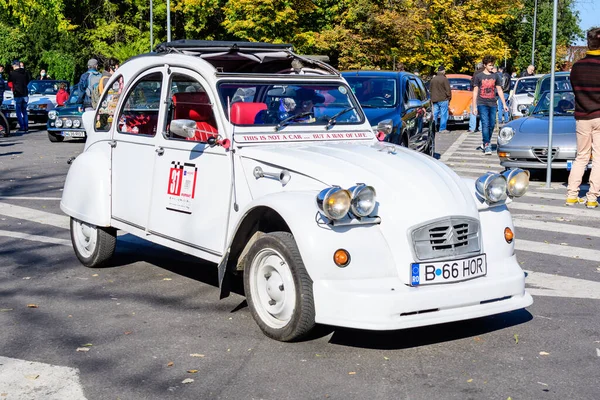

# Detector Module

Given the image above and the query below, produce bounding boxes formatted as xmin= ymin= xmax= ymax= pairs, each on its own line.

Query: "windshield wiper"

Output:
xmin=325 ymin=106 xmax=356 ymax=130
xmin=275 ymin=112 xmax=313 ymax=131
xmin=360 ymin=104 xmax=376 ymax=108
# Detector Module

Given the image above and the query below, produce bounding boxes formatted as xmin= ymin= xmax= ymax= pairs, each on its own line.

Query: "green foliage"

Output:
xmin=41 ymin=50 xmax=76 ymax=81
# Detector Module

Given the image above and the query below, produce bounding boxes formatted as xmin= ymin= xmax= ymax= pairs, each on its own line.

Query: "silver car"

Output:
xmin=508 ymin=75 xmax=542 ymax=119
xmin=497 ymin=90 xmax=592 ymax=170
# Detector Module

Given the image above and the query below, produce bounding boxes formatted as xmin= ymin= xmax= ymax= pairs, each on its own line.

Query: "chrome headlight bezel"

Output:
xmin=348 ymin=184 xmax=377 ymax=217
xmin=48 ymin=110 xmax=57 ymax=120
xmin=475 ymin=173 xmax=508 ymax=204
xmin=498 ymin=127 xmax=515 ymax=145
xmin=502 ymin=168 xmax=530 ymax=198
xmin=316 ymin=187 xmax=352 ymax=220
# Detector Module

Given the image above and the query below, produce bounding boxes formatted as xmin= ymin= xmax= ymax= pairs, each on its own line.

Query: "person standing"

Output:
xmin=429 ymin=65 xmax=452 ymax=134
xmin=468 ymin=62 xmax=483 ymax=133
xmin=98 ymin=57 xmax=119 ymax=94
xmin=77 ymin=58 xmax=102 ymax=110
xmin=520 ymin=65 xmax=535 ymax=77
xmin=497 ymin=66 xmax=511 ymax=124
xmin=565 ymin=27 xmax=600 ymax=209
xmin=0 ymin=65 xmax=6 ymax=103
xmin=8 ymin=60 xmax=31 ymax=132
xmin=471 ymin=55 xmax=509 ymax=155
xmin=38 ymin=69 xmax=50 ymax=80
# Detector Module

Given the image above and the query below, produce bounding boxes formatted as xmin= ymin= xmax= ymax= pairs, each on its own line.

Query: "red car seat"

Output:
xmin=230 ymin=102 xmax=267 ymax=125
xmin=172 ymin=92 xmax=218 ymax=142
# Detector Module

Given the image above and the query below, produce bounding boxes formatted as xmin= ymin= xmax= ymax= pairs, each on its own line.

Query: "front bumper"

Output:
xmin=313 ymin=254 xmax=532 ymax=330
xmin=498 ymin=145 xmax=592 ymax=169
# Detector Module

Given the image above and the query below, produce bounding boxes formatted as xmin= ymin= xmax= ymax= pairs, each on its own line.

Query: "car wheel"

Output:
xmin=244 ymin=231 xmax=315 ymax=342
xmin=427 ymin=136 xmax=435 ymax=157
xmin=70 ymin=217 xmax=116 ymax=268
xmin=48 ymin=132 xmax=64 ymax=142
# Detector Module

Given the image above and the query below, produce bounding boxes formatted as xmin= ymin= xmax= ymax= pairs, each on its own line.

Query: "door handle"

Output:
xmin=108 ymin=140 xmax=117 ymax=148
xmin=156 ymin=147 xmax=165 ymax=156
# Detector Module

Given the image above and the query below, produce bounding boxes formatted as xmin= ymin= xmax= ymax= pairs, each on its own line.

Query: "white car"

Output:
xmin=61 ymin=40 xmax=533 ymax=341
xmin=1 ymin=80 xmax=68 ymax=125
xmin=508 ymin=75 xmax=543 ymax=119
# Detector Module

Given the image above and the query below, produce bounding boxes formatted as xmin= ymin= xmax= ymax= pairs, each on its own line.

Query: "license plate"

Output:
xmin=63 ymin=132 xmax=85 ymax=137
xmin=452 ymin=116 xmax=464 ymax=121
xmin=410 ymin=254 xmax=487 ymax=286
xmin=9 ymin=112 xmax=16 ymax=118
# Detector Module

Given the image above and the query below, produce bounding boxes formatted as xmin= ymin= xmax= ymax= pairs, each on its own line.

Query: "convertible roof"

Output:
xmin=152 ymin=40 xmax=338 ymax=76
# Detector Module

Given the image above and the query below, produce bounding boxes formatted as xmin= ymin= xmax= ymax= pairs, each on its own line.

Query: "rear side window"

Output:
xmin=95 ymin=75 xmax=124 ymax=132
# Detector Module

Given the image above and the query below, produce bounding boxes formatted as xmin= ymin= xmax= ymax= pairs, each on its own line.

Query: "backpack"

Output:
xmin=84 ymin=70 xmax=102 ymax=108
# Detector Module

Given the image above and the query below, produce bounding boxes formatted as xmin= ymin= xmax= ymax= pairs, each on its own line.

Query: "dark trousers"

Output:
xmin=14 ymin=96 xmax=29 ymax=131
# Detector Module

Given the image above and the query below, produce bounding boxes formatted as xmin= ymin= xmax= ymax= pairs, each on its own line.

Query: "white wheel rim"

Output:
xmin=249 ymin=248 xmax=297 ymax=329
xmin=73 ymin=220 xmax=98 ymax=258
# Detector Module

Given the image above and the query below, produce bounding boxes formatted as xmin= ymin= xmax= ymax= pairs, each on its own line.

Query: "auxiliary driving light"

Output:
xmin=475 ymin=173 xmax=508 ymax=204
xmin=502 ymin=168 xmax=530 ymax=198
xmin=64 ymin=119 xmax=73 ymax=128
xmin=316 ymin=187 xmax=352 ymax=220
xmin=55 ymin=119 xmax=63 ymax=128
xmin=73 ymin=119 xmax=81 ymax=128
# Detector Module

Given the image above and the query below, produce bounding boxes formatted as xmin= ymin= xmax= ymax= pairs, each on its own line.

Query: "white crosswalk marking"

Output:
xmin=0 ymin=201 xmax=69 ymax=229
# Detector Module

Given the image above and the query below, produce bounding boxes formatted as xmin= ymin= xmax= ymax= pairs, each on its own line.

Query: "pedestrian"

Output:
xmin=0 ymin=65 xmax=6 ymax=103
xmin=497 ymin=66 xmax=511 ymax=124
xmin=77 ymin=58 xmax=102 ymax=110
xmin=565 ymin=27 xmax=600 ymax=209
xmin=468 ymin=62 xmax=483 ymax=133
xmin=520 ymin=65 xmax=535 ymax=77
xmin=98 ymin=57 xmax=119 ymax=94
xmin=37 ymin=69 xmax=50 ymax=80
xmin=19 ymin=61 xmax=33 ymax=82
xmin=8 ymin=60 xmax=30 ymax=132
xmin=56 ymin=82 xmax=69 ymax=106
xmin=471 ymin=55 xmax=509 ymax=155
xmin=429 ymin=65 xmax=452 ymax=134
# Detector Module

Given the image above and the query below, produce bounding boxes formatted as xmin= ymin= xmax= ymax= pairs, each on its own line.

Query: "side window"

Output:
xmin=164 ymin=73 xmax=218 ymax=143
xmin=116 ymin=72 xmax=162 ymax=136
xmin=415 ymin=79 xmax=428 ymax=101
xmin=404 ymin=79 xmax=418 ymax=106
xmin=95 ymin=74 xmax=124 ymax=132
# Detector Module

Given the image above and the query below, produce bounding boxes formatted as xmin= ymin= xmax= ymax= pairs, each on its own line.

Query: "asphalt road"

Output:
xmin=0 ymin=126 xmax=598 ymax=400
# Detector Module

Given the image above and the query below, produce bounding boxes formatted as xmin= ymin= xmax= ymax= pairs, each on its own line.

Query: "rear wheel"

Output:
xmin=0 ymin=113 xmax=9 ymax=137
xmin=48 ymin=132 xmax=64 ymax=142
xmin=243 ymin=232 xmax=315 ymax=342
xmin=70 ymin=217 xmax=116 ymax=267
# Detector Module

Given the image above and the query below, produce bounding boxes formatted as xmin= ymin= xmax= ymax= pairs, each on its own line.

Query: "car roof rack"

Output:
xmin=154 ymin=40 xmax=294 ymax=54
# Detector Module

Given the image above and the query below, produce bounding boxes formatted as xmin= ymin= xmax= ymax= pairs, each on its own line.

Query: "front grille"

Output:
xmin=532 ymin=147 xmax=558 ymax=163
xmin=411 ymin=217 xmax=481 ymax=261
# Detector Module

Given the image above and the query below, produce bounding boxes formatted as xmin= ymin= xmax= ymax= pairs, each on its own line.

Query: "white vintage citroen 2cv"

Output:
xmin=61 ymin=40 xmax=533 ymax=341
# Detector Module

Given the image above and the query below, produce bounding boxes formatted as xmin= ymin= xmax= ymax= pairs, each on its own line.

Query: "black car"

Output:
xmin=342 ymin=71 xmax=435 ymax=156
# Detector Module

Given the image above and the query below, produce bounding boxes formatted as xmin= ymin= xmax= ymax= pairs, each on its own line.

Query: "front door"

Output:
xmin=147 ymin=67 xmax=232 ymax=262
xmin=110 ymin=67 xmax=166 ymax=230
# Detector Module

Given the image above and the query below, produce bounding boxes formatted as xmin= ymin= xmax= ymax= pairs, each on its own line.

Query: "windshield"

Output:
xmin=344 ymin=77 xmax=398 ymax=108
xmin=448 ymin=78 xmax=471 ymax=91
xmin=66 ymin=86 xmax=83 ymax=105
xmin=540 ymin=75 xmax=571 ymax=93
xmin=533 ymin=90 xmax=575 ymax=116
xmin=27 ymin=80 xmax=67 ymax=95
xmin=515 ymin=78 xmax=537 ymax=94
xmin=219 ymin=82 xmax=363 ymax=127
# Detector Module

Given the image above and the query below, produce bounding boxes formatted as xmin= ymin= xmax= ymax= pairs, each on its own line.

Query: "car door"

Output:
xmin=401 ymin=77 xmax=419 ymax=149
xmin=110 ymin=67 xmax=166 ymax=230
xmin=147 ymin=67 xmax=231 ymax=261
xmin=412 ymin=77 xmax=433 ymax=152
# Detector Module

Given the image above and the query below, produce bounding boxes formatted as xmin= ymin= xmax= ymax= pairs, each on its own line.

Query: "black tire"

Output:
xmin=0 ymin=113 xmax=9 ymax=137
xmin=70 ymin=217 xmax=117 ymax=267
xmin=48 ymin=132 xmax=64 ymax=142
xmin=243 ymin=231 xmax=315 ymax=342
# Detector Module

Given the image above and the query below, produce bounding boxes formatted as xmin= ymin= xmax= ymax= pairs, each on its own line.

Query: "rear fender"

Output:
xmin=60 ymin=151 xmax=111 ymax=227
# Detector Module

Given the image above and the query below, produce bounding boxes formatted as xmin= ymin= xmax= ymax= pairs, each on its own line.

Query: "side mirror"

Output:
xmin=169 ymin=119 xmax=197 ymax=139
xmin=376 ymin=119 xmax=393 ymax=137
xmin=406 ymin=99 xmax=421 ymax=110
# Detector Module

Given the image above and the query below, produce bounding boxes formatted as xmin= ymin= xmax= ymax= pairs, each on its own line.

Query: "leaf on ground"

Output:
xmin=25 ymin=374 xmax=39 ymax=380
xmin=22 ymin=277 xmax=31 ymax=280
xmin=514 ymin=334 xmax=519 ymax=344
xmin=544 ymin=241 xmax=549 ymax=244
xmin=383 ymin=356 xmax=389 ymax=361
xmin=474 ymin=337 xmax=482 ymax=342
xmin=167 ymin=362 xmax=174 ymax=367
xmin=81 ymin=343 xmax=93 ymax=347
xmin=27 ymin=304 xmax=38 ymax=308
xmin=163 ymin=278 xmax=172 ymax=281
xmin=182 ymin=378 xmax=194 ymax=384
xmin=124 ymin=331 xmax=132 ymax=335
xmin=596 ymin=348 xmax=600 ymax=357
xmin=537 ymin=382 xmax=548 ymax=386
xmin=467 ymin=379 xmax=473 ymax=383
xmin=0 ymin=309 xmax=13 ymax=312
xmin=76 ymin=347 xmax=90 ymax=352
xmin=559 ymin=243 xmax=568 ymax=246
xmin=187 ymin=370 xmax=198 ymax=374
xmin=92 ymin=274 xmax=98 ymax=277
xmin=190 ymin=354 xmax=205 ymax=358
xmin=539 ymin=351 xmax=550 ymax=356
xmin=348 ymin=372 xmax=356 ymax=375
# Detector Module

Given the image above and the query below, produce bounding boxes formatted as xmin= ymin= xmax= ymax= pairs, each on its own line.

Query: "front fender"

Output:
xmin=229 ymin=191 xmax=397 ymax=282
xmin=60 ymin=151 xmax=111 ymax=227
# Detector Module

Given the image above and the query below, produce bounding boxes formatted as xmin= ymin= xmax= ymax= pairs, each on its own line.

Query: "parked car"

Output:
xmin=1 ymin=80 xmax=69 ymax=127
xmin=342 ymin=71 xmax=435 ymax=156
xmin=532 ymin=72 xmax=571 ymax=107
xmin=47 ymin=86 xmax=86 ymax=142
xmin=446 ymin=74 xmax=473 ymax=126
xmin=507 ymin=75 xmax=543 ymax=119
xmin=497 ymin=89 xmax=591 ymax=171
xmin=61 ymin=40 xmax=532 ymax=342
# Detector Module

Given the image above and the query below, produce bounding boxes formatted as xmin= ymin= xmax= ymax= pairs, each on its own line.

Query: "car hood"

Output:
xmin=508 ymin=115 xmax=575 ymax=135
xmin=449 ymin=91 xmax=472 ymax=115
xmin=29 ymin=94 xmax=56 ymax=104
xmin=240 ymin=142 xmax=480 ymax=225
xmin=361 ymin=107 xmax=400 ymax=126
xmin=56 ymin=105 xmax=84 ymax=116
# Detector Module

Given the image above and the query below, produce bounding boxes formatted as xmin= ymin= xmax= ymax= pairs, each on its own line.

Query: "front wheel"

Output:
xmin=70 ymin=217 xmax=116 ymax=267
xmin=243 ymin=232 xmax=315 ymax=342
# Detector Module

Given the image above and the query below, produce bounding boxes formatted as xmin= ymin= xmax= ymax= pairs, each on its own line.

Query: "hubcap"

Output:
xmin=73 ymin=219 xmax=98 ymax=258
xmin=250 ymin=248 xmax=296 ymax=329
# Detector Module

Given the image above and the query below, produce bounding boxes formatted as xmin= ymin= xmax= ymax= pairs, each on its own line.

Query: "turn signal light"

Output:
xmin=498 ymin=152 xmax=510 ymax=158
xmin=333 ymin=249 xmax=350 ymax=267
xmin=504 ymin=227 xmax=514 ymax=244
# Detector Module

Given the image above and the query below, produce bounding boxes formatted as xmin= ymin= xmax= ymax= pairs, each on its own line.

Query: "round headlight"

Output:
xmin=498 ymin=127 xmax=515 ymax=145
xmin=64 ymin=119 xmax=73 ymax=128
xmin=55 ymin=119 xmax=63 ymax=128
xmin=348 ymin=184 xmax=377 ymax=217
xmin=73 ymin=119 xmax=81 ymax=128
xmin=475 ymin=173 xmax=508 ymax=204
xmin=48 ymin=110 xmax=57 ymax=120
xmin=503 ymin=168 xmax=530 ymax=198
xmin=316 ymin=187 xmax=351 ymax=220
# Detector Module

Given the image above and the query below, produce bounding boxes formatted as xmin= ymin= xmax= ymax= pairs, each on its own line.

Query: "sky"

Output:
xmin=573 ymin=0 xmax=599 ymax=45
